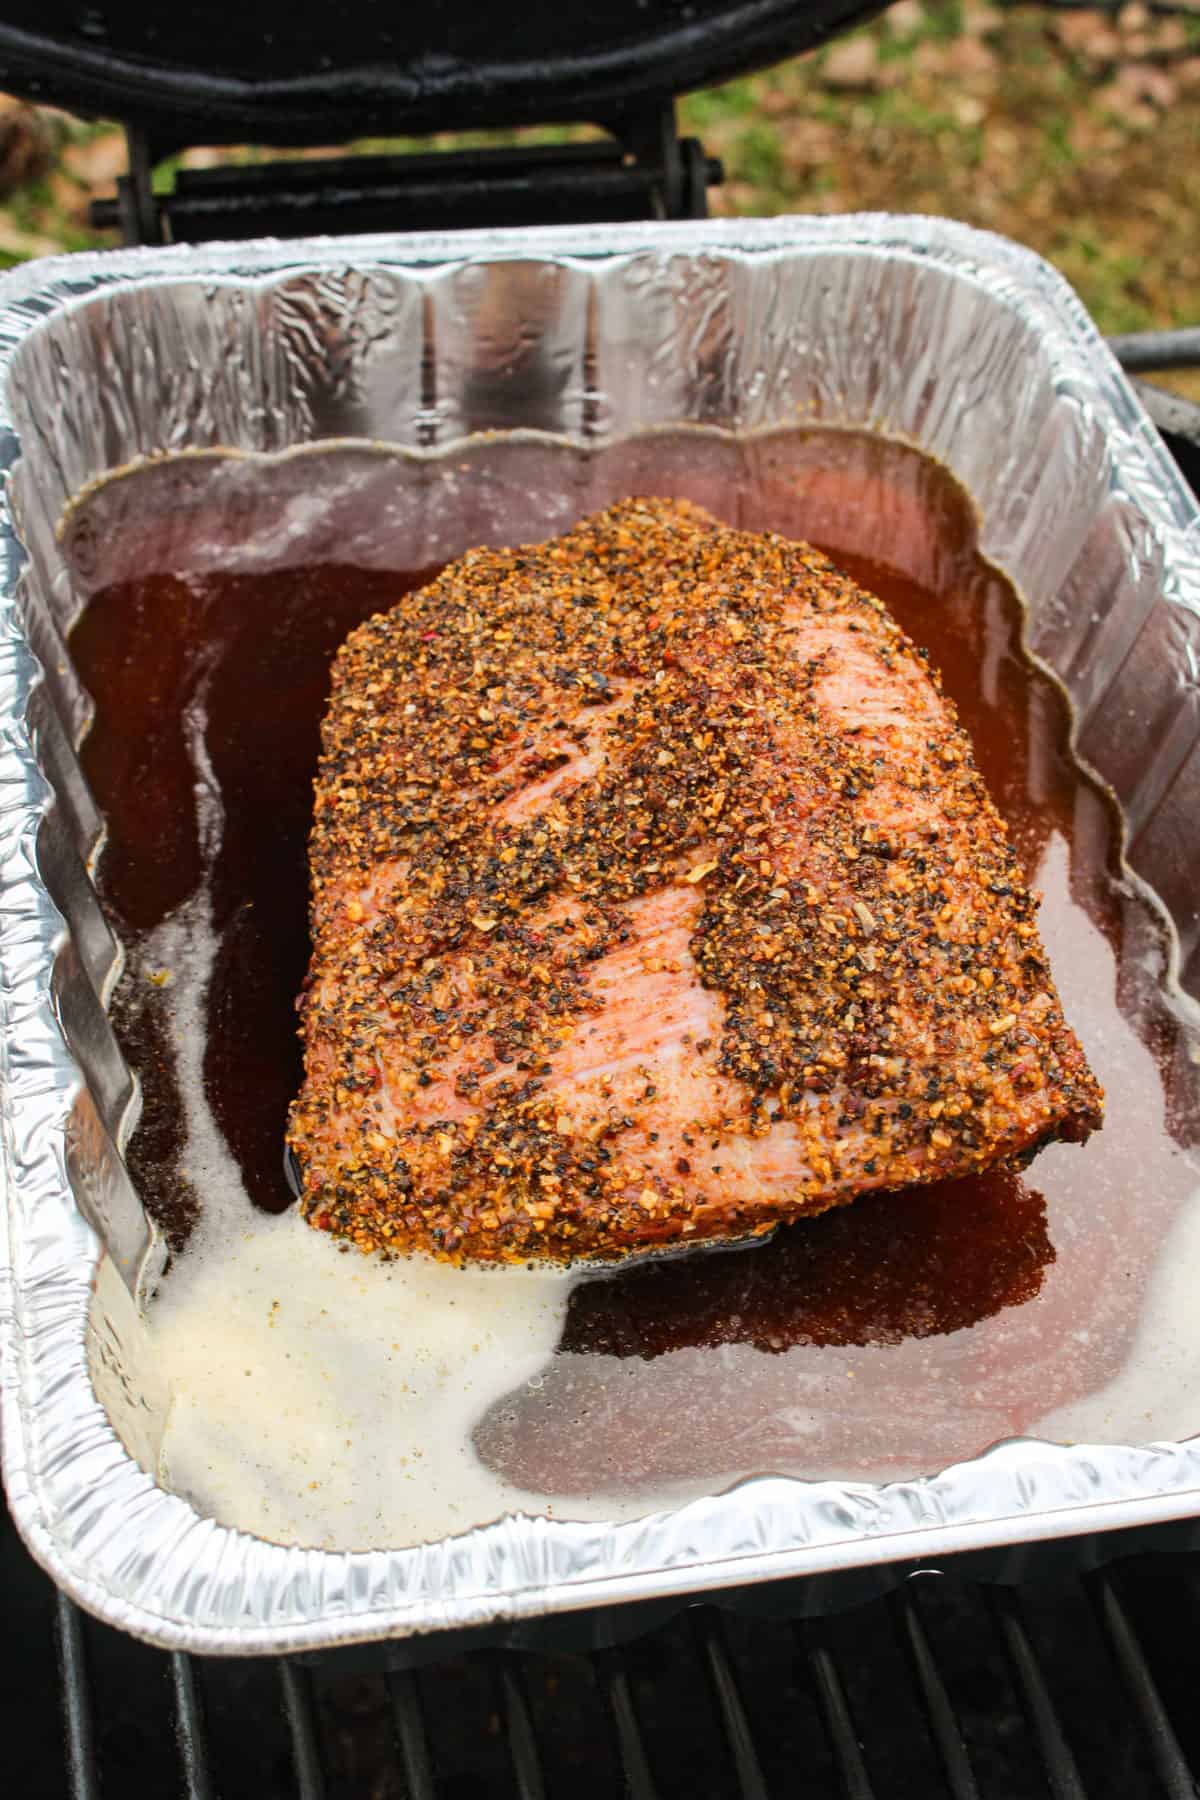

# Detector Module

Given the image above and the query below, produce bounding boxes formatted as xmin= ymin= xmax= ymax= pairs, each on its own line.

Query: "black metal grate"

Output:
xmin=7 ymin=1491 xmax=1200 ymax=1800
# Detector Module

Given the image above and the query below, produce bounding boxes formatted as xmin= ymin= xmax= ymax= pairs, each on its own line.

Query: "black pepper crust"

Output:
xmin=286 ymin=498 xmax=1103 ymax=1263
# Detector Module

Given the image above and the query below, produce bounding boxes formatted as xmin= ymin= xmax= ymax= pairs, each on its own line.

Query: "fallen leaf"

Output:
xmin=1150 ymin=20 xmax=1189 ymax=54
xmin=781 ymin=119 xmax=839 ymax=170
xmin=1113 ymin=61 xmax=1177 ymax=107
xmin=821 ymin=37 xmax=884 ymax=92
xmin=942 ymin=36 xmax=997 ymax=77
xmin=0 ymin=101 xmax=53 ymax=199
xmin=961 ymin=2 xmax=1004 ymax=36
xmin=0 ymin=219 xmax=60 ymax=257
xmin=1095 ymin=66 xmax=1167 ymax=128
xmin=62 ymin=130 xmax=127 ymax=188
xmin=179 ymin=146 xmax=228 ymax=171
xmin=886 ymin=0 xmax=924 ymax=35
xmin=1053 ymin=13 xmax=1122 ymax=62
xmin=758 ymin=86 xmax=799 ymax=118
xmin=48 ymin=170 xmax=82 ymax=213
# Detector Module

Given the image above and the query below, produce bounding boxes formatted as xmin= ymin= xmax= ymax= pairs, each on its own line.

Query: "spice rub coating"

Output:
xmin=287 ymin=497 xmax=1103 ymax=1263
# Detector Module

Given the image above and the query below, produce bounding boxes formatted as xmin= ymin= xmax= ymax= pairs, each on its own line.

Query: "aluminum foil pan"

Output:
xmin=2 ymin=216 xmax=1200 ymax=1656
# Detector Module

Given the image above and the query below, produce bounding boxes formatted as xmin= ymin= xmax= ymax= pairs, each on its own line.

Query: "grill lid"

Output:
xmin=0 ymin=0 xmax=885 ymax=148
xmin=0 ymin=0 xmax=887 ymax=240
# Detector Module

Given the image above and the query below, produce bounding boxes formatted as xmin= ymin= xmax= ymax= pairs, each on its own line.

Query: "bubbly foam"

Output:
xmin=143 ymin=690 xmax=588 ymax=1549
xmin=154 ymin=1196 xmax=580 ymax=1549
xmin=146 ymin=879 xmax=595 ymax=1549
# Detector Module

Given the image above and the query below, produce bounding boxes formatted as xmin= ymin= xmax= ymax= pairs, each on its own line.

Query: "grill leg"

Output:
xmin=797 ymin=1619 xmax=876 ymax=1800
xmin=889 ymin=1584 xmax=981 ymax=1800
xmin=387 ymin=1668 xmax=439 ymax=1800
xmin=593 ymin=1645 xmax=661 ymax=1800
xmin=691 ymin=1610 xmax=771 ymax=1800
xmin=280 ymin=1659 xmax=327 ymax=1800
xmin=987 ymin=1587 xmax=1087 ymax=1800
xmin=491 ymin=1653 xmax=548 ymax=1800
xmin=1087 ymin=1571 xmax=1197 ymax=1800
xmin=54 ymin=1592 xmax=100 ymax=1800
xmin=172 ymin=1652 xmax=215 ymax=1800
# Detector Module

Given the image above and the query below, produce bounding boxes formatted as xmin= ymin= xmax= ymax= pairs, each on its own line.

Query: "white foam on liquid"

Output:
xmin=145 ymin=688 xmax=581 ymax=1551
xmin=1027 ymin=836 xmax=1200 ymax=1448
xmin=1035 ymin=1191 xmax=1200 ymax=1447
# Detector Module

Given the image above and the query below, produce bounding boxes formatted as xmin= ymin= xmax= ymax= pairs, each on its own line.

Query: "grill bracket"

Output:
xmin=89 ymin=100 xmax=722 ymax=245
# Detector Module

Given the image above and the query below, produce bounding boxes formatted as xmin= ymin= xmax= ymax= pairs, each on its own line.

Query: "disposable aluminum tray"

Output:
xmin=2 ymin=215 xmax=1200 ymax=1657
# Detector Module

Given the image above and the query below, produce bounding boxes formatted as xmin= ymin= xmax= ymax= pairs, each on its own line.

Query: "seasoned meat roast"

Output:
xmin=286 ymin=498 xmax=1102 ymax=1263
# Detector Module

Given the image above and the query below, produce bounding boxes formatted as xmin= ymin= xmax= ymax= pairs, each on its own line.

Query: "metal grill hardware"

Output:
xmin=15 ymin=1508 xmax=1200 ymax=1800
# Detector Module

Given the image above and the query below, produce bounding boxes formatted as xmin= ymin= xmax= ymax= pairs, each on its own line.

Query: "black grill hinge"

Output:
xmin=90 ymin=102 xmax=722 ymax=246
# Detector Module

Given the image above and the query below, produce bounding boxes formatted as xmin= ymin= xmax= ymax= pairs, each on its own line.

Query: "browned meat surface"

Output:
xmin=286 ymin=498 xmax=1102 ymax=1263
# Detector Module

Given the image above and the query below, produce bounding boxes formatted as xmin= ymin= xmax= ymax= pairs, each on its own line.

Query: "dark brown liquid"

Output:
xmin=69 ymin=434 xmax=1198 ymax=1487
xmin=73 ymin=564 xmax=437 ymax=1245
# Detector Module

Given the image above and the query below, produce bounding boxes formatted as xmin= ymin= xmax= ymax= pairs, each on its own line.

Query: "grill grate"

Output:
xmin=5 ymin=1487 xmax=1199 ymax=1800
xmin=1086 ymin=1573 xmax=1196 ymax=1800
xmin=800 ymin=1616 xmax=877 ymax=1800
